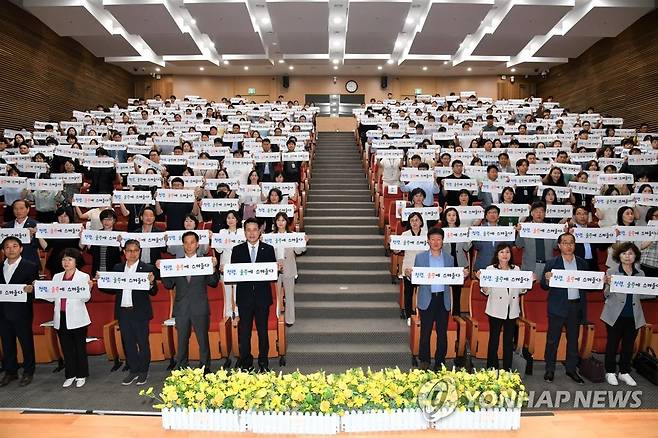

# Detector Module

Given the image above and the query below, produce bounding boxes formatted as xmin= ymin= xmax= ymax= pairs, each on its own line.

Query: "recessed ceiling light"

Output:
xmin=332 ymin=16 xmax=342 ymax=25
xmin=387 ymin=59 xmax=394 ymax=65
xmin=278 ymin=59 xmax=285 ymax=64
xmin=377 ymin=65 xmax=383 ymax=70
xmin=405 ymin=17 xmax=414 ymax=25
xmin=510 ymin=68 xmax=516 ymax=72
xmin=190 ymin=19 xmax=196 ymax=25
xmin=261 ymin=18 xmax=270 ymax=26
xmin=223 ymin=60 xmax=229 ymax=65
xmin=467 ymin=67 xmax=472 ymax=72
xmin=443 ymin=61 xmax=449 ymax=65
xmin=422 ymin=66 xmax=428 ymax=71
xmin=333 ymin=65 xmax=338 ymax=70
xmin=155 ymin=67 xmax=160 ymax=72
xmin=272 ymin=42 xmax=278 ymax=46
xmin=332 ymin=59 xmax=339 ymax=65
xmin=332 ymin=40 xmax=341 ymax=49
xmin=289 ymin=65 xmax=294 ymax=70
xmin=199 ymin=67 xmax=204 ymax=71
xmin=244 ymin=66 xmax=249 ymax=71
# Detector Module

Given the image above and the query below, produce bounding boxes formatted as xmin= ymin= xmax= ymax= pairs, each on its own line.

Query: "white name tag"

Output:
xmin=390 ymin=235 xmax=429 ymax=251
xmin=610 ymin=275 xmax=658 ymax=296
xmin=255 ymin=204 xmax=294 ymax=218
xmin=479 ymin=269 xmax=533 ymax=289
xmin=468 ymin=226 xmax=516 ymax=242
xmin=411 ymin=267 xmax=464 ymax=285
xmin=36 ymin=223 xmax=83 ymax=239
xmin=158 ymin=257 xmax=214 ymax=278
xmin=223 ymin=262 xmax=278 ymax=282
xmin=549 ymin=269 xmax=604 ymax=290
xmin=495 ymin=203 xmax=529 ymax=218
xmin=616 ymin=226 xmax=658 ymax=242
xmin=72 ymin=194 xmax=112 ymax=208
xmin=164 ymin=230 xmax=210 ymax=246
xmin=200 ymin=198 xmax=240 ymax=212
xmin=261 ymin=232 xmax=307 ymax=248
xmin=0 ymin=285 xmax=27 ymax=302
xmin=155 ymin=189 xmax=196 ymax=203
xmin=34 ymin=281 xmax=90 ymax=300
xmin=520 ymin=223 xmax=564 ymax=239
xmin=112 ymin=190 xmax=154 ymax=205
xmin=443 ymin=227 xmax=471 ymax=243
xmin=97 ymin=271 xmax=151 ymax=290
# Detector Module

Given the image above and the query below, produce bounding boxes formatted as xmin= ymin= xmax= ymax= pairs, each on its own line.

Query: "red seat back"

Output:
xmin=522 ymin=283 xmax=549 ymax=331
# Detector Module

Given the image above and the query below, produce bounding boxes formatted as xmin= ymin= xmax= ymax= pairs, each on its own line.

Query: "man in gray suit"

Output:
xmin=515 ymin=202 xmax=560 ymax=279
xmin=157 ymin=232 xmax=219 ymax=372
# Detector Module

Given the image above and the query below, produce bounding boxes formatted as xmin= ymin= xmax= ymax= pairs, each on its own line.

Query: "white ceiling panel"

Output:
xmin=212 ymin=33 xmax=265 ymax=55
xmin=566 ymin=5 xmax=654 ymax=38
xmin=106 ymin=4 xmax=179 ymax=35
xmin=410 ymin=3 xmax=491 ymax=55
xmin=73 ymin=35 xmax=139 ymax=57
xmin=186 ymin=2 xmax=255 ymax=36
xmin=346 ymin=2 xmax=408 ymax=54
xmin=535 ymin=35 xmax=602 ymax=58
xmin=142 ymin=34 xmax=201 ymax=56
xmin=24 ymin=5 xmax=109 ymax=37
xmin=270 ymin=1 xmax=328 ymax=54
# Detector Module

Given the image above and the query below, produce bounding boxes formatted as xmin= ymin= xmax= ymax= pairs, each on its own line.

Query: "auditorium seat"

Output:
xmin=639 ymin=298 xmax=658 ymax=353
xmin=230 ymin=282 xmax=286 ymax=366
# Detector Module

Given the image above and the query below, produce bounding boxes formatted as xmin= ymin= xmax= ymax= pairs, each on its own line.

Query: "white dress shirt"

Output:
xmin=3 ymin=256 xmax=22 ymax=283
xmin=121 ymin=261 xmax=139 ymax=307
xmin=13 ymin=217 xmax=27 ymax=228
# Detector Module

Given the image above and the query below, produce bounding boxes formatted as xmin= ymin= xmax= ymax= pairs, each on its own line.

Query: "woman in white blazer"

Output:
xmin=272 ymin=212 xmax=307 ymax=326
xmin=217 ymin=210 xmax=246 ymax=318
xmin=477 ymin=243 xmax=529 ymax=371
xmin=46 ymin=248 xmax=93 ymax=388
xmin=398 ymin=212 xmax=426 ymax=326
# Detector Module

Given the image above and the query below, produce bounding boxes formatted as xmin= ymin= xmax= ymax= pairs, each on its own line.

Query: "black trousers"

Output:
xmin=118 ymin=309 xmax=151 ymax=374
xmin=403 ymin=277 xmax=413 ymax=318
xmin=605 ymin=316 xmax=638 ymax=374
xmin=237 ymin=302 xmax=270 ymax=368
xmin=487 ymin=315 xmax=516 ymax=371
xmin=419 ymin=293 xmax=449 ymax=365
xmin=584 ymin=258 xmax=598 ymax=272
xmin=544 ymin=302 xmax=581 ymax=374
xmin=451 ymin=285 xmax=461 ymax=315
xmin=175 ymin=314 xmax=210 ymax=370
xmin=641 ymin=264 xmax=658 ymax=278
xmin=0 ymin=313 xmax=35 ymax=376
xmin=57 ymin=313 xmax=89 ymax=379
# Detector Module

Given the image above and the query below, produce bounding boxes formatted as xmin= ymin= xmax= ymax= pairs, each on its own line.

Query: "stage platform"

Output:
xmin=1 ymin=410 xmax=657 ymax=438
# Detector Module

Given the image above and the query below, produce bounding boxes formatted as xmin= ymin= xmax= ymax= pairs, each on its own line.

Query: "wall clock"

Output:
xmin=345 ymin=80 xmax=358 ymax=93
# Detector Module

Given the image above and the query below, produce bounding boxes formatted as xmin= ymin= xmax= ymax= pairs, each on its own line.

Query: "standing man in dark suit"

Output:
xmin=0 ymin=236 xmax=40 ymax=386
xmin=157 ymin=232 xmax=218 ymax=372
xmin=3 ymin=200 xmax=39 ymax=267
xmin=99 ymin=240 xmax=158 ymax=386
xmin=540 ymin=232 xmax=589 ymax=384
xmin=570 ymin=205 xmax=601 ymax=272
xmin=230 ymin=218 xmax=278 ymax=372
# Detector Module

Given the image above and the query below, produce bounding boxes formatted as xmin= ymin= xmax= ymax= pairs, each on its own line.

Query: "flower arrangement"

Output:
xmin=141 ymin=366 xmax=528 ymax=415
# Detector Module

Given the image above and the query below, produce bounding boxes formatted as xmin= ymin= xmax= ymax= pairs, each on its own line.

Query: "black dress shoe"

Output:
xmin=285 ymin=323 xmax=293 ymax=328
xmin=18 ymin=375 xmax=33 ymax=387
xmin=0 ymin=374 xmax=18 ymax=387
xmin=258 ymin=365 xmax=270 ymax=373
xmin=419 ymin=361 xmax=430 ymax=371
xmin=566 ymin=370 xmax=585 ymax=384
xmin=544 ymin=371 xmax=554 ymax=383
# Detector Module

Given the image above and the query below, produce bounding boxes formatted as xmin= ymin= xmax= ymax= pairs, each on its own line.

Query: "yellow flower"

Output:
xmin=319 ymin=400 xmax=331 ymax=413
xmin=233 ymin=398 xmax=246 ymax=409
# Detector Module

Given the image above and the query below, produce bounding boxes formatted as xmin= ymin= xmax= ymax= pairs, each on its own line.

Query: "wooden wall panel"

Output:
xmin=0 ymin=0 xmax=134 ymax=131
xmin=536 ymin=8 xmax=658 ymax=131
